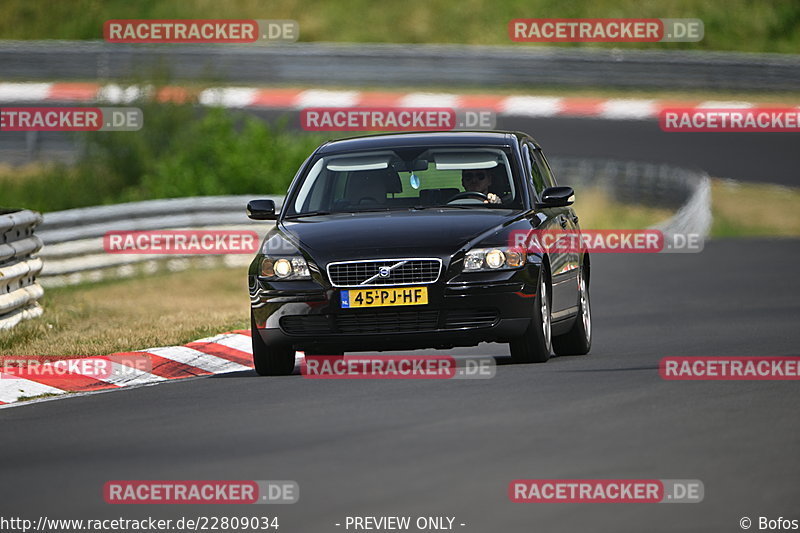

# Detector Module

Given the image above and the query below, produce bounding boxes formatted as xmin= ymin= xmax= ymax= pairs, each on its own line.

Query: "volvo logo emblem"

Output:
xmin=378 ymin=266 xmax=391 ymax=278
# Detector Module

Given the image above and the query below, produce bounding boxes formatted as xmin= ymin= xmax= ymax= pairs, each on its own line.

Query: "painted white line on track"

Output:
xmin=0 ymin=374 xmax=65 ymax=403
xmin=211 ymin=333 xmax=254 ymax=354
xmin=295 ymin=89 xmax=359 ymax=108
xmin=400 ymin=93 xmax=460 ymax=108
xmin=96 ymin=361 xmax=167 ymax=387
xmin=0 ymin=83 xmax=53 ymax=101
xmin=198 ymin=87 xmax=259 ymax=108
xmin=146 ymin=346 xmax=251 ymax=374
xmin=500 ymin=96 xmax=563 ymax=117
xmin=600 ymin=99 xmax=658 ymax=119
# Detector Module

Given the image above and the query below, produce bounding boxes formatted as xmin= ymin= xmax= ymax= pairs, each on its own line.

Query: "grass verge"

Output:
xmin=711 ymin=179 xmax=800 ymax=237
xmin=0 ymin=267 xmax=250 ymax=357
xmin=573 ymin=188 xmax=673 ymax=230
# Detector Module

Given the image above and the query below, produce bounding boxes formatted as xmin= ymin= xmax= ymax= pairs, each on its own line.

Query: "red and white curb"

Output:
xmin=0 ymin=82 xmax=789 ymax=120
xmin=0 ymin=330 xmax=277 ymax=408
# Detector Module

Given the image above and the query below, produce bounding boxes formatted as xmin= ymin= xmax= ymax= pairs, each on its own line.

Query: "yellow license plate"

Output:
xmin=341 ymin=286 xmax=428 ymax=308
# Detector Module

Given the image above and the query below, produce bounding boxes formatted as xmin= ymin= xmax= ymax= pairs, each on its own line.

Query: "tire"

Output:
xmin=509 ymin=267 xmax=552 ymax=364
xmin=552 ymin=265 xmax=592 ymax=356
xmin=251 ymin=312 xmax=296 ymax=376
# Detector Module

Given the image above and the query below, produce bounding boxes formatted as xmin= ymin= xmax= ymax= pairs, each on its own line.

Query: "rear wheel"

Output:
xmin=251 ymin=313 xmax=296 ymax=376
xmin=552 ymin=266 xmax=592 ymax=356
xmin=509 ymin=268 xmax=551 ymax=364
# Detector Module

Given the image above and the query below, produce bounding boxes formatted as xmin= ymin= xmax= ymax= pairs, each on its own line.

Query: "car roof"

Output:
xmin=315 ymin=130 xmax=537 ymax=154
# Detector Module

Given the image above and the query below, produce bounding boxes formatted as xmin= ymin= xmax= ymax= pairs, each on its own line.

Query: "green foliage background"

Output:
xmin=0 ymin=99 xmax=325 ymax=212
xmin=0 ymin=0 xmax=798 ymax=53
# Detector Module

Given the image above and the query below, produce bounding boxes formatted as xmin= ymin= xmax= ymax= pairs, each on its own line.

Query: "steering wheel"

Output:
xmin=447 ymin=191 xmax=489 ymax=203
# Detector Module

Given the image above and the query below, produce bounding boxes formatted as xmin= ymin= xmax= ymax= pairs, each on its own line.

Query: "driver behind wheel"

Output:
xmin=461 ymin=169 xmax=501 ymax=204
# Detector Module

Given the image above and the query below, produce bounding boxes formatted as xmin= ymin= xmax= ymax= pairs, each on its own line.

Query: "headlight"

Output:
xmin=485 ymin=249 xmax=505 ymax=269
xmin=274 ymin=258 xmax=293 ymax=277
xmin=258 ymin=234 xmax=312 ymax=280
xmin=464 ymin=247 xmax=526 ymax=272
xmin=260 ymin=256 xmax=310 ymax=280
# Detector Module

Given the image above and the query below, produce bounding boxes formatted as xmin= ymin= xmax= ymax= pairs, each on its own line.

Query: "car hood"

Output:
xmin=281 ymin=209 xmax=518 ymax=261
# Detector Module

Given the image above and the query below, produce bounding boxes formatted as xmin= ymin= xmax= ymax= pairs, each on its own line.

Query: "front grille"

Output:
xmin=327 ymin=259 xmax=441 ymax=287
xmin=337 ymin=311 xmax=440 ymax=334
xmin=280 ymin=311 xmax=440 ymax=335
xmin=443 ymin=308 xmax=499 ymax=329
xmin=280 ymin=316 xmax=333 ymax=335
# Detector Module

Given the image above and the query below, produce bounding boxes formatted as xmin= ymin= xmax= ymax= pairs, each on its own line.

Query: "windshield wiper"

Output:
xmin=284 ymin=210 xmax=331 ymax=219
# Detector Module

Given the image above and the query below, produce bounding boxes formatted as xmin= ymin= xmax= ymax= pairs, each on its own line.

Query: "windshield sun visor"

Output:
xmin=434 ymin=152 xmax=500 ymax=170
xmin=326 ymin=155 xmax=391 ymax=172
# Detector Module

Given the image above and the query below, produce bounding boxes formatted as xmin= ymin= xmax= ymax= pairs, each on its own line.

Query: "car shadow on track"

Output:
xmin=204 ymin=353 xmax=644 ymax=379
xmin=553 ymin=365 xmax=660 ymax=372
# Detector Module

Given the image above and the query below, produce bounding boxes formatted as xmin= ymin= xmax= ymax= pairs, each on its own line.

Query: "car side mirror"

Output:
xmin=247 ymin=199 xmax=277 ymax=220
xmin=538 ymin=186 xmax=575 ymax=208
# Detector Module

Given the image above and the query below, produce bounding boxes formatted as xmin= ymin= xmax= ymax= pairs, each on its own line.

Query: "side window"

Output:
xmin=525 ymin=143 xmax=547 ymax=195
xmin=534 ymin=150 xmax=557 ymax=188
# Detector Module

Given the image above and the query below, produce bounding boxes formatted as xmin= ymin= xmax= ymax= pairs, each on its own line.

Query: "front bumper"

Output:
xmin=249 ymin=265 xmax=542 ymax=352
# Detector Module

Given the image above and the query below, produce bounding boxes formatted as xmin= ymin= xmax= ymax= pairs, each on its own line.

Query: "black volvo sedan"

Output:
xmin=246 ymin=131 xmax=591 ymax=375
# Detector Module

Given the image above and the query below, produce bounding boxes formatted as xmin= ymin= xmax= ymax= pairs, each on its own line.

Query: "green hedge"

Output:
xmin=0 ymin=103 xmax=325 ymax=212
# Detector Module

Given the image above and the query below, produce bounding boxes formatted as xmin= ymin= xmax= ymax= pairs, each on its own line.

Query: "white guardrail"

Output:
xmin=34 ymin=158 xmax=711 ymax=288
xmin=2 ymin=41 xmax=799 ymax=91
xmin=0 ymin=209 xmax=44 ymax=330
xmin=548 ymin=157 xmax=712 ymax=239
xmin=36 ymin=195 xmax=283 ymax=288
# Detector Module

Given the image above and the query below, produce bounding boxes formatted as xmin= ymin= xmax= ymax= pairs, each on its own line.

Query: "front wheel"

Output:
xmin=251 ymin=313 xmax=296 ymax=376
xmin=552 ymin=266 xmax=592 ymax=356
xmin=509 ymin=269 xmax=551 ymax=364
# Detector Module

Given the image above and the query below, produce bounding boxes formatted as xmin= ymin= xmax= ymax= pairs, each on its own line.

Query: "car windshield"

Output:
xmin=286 ymin=146 xmax=522 ymax=217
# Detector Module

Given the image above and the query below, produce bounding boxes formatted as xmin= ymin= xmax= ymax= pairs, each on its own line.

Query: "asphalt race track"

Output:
xmin=266 ymin=110 xmax=800 ymax=186
xmin=1 ymin=103 xmax=798 ymax=531
xmin=2 ymin=239 xmax=798 ymax=532
xmin=500 ymin=115 xmax=800 ymax=186
xmin=3 ymin=107 xmax=800 ymax=185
